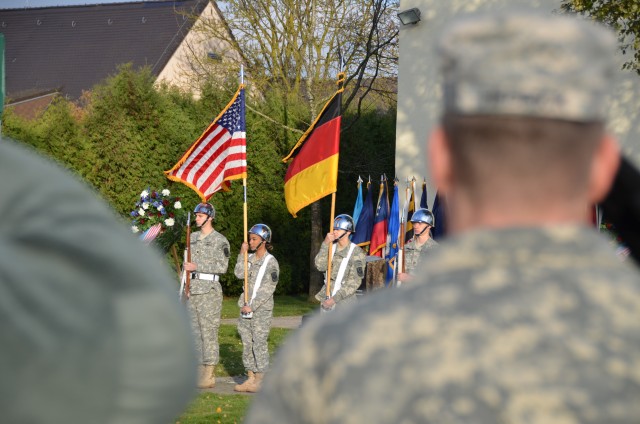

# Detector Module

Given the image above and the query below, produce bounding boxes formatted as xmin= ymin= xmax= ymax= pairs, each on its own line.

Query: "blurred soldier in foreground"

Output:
xmin=233 ymin=224 xmax=279 ymax=393
xmin=314 ymin=214 xmax=366 ymax=311
xmin=0 ymin=137 xmax=196 ymax=423
xmin=182 ymin=202 xmax=230 ymax=388
xmin=397 ymin=208 xmax=438 ymax=283
xmin=247 ymin=10 xmax=640 ymax=424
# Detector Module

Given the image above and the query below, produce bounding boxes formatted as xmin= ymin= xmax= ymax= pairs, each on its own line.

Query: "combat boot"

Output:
xmin=234 ymin=370 xmax=255 ymax=392
xmin=198 ymin=364 xmax=216 ymax=388
xmin=245 ymin=372 xmax=264 ymax=393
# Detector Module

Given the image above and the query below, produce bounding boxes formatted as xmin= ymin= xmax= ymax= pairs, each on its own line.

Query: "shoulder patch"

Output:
xmin=223 ymin=247 xmax=230 ymax=257
xmin=271 ymin=271 xmax=278 ymax=282
xmin=355 ymin=260 xmax=364 ymax=278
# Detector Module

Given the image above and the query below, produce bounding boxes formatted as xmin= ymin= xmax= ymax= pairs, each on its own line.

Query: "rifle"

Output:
xmin=182 ymin=213 xmax=192 ymax=300
xmin=600 ymin=155 xmax=640 ymax=265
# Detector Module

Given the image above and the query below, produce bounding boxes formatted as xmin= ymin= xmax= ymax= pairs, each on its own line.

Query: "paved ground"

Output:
xmin=202 ymin=315 xmax=303 ymax=395
xmin=200 ymin=375 xmax=254 ymax=395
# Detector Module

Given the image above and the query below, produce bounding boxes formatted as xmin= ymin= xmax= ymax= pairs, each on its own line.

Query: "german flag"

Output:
xmin=283 ymin=82 xmax=343 ymax=217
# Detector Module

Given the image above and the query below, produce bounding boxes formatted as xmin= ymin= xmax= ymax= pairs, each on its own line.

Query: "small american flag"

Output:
xmin=140 ymin=223 xmax=163 ymax=244
xmin=165 ymin=86 xmax=246 ymax=199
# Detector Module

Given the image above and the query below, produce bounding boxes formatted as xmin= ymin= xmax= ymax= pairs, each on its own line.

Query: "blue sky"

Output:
xmin=2 ymin=0 xmax=138 ymax=8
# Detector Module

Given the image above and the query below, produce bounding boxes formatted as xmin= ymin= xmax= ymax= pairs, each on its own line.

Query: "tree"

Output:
xmin=337 ymin=106 xmax=397 ymax=214
xmin=3 ymin=60 xmax=396 ymax=296
xmin=561 ymin=0 xmax=640 ymax=73
xmin=189 ymin=0 xmax=399 ymax=298
xmin=3 ymin=97 xmax=94 ymax=178
xmin=81 ymin=64 xmax=203 ymax=215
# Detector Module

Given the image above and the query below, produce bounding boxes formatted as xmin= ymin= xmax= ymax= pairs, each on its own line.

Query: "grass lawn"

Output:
xmin=176 ymin=295 xmax=316 ymax=423
xmin=217 ymin=326 xmax=292 ymax=376
xmin=221 ymin=294 xmax=318 ymax=319
xmin=176 ymin=326 xmax=288 ymax=423
xmin=176 ymin=392 xmax=251 ymax=424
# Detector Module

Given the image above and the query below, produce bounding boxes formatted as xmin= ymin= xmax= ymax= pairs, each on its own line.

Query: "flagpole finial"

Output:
xmin=357 ymin=175 xmax=363 ymax=184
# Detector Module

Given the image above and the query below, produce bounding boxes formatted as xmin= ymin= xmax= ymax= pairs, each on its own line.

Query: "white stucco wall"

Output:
xmin=396 ymin=0 xmax=640 ymax=207
xmin=155 ymin=2 xmax=242 ymax=97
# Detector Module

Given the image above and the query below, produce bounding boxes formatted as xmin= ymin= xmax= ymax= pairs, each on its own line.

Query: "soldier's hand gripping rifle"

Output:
xmin=601 ymin=155 xmax=640 ymax=265
xmin=179 ymin=213 xmax=192 ymax=301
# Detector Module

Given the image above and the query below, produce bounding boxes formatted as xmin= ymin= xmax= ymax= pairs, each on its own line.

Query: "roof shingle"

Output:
xmin=0 ymin=0 xmax=208 ymax=100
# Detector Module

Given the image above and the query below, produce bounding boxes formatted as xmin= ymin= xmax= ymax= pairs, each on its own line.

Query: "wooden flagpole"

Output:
xmin=400 ymin=177 xmax=409 ymax=275
xmin=324 ymin=65 xmax=343 ymax=305
xmin=325 ymin=192 xmax=337 ymax=299
xmin=242 ymin=176 xmax=249 ymax=307
xmin=239 ymin=65 xmax=250 ymax=312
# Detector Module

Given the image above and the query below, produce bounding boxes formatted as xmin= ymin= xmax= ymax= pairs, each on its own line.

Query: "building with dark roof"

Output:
xmin=0 ymin=0 xmax=239 ymax=117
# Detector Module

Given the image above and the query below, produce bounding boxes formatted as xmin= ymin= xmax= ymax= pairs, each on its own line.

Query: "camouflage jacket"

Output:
xmin=403 ymin=236 xmax=438 ymax=274
xmin=234 ymin=252 xmax=279 ymax=312
xmin=247 ymin=225 xmax=640 ymax=424
xmin=314 ymin=242 xmax=366 ymax=305
xmin=189 ymin=230 xmax=229 ymax=295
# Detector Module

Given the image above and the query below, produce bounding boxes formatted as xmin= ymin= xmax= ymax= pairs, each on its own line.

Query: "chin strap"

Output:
xmin=249 ymin=238 xmax=266 ymax=253
xmin=197 ymin=216 xmax=213 ymax=228
xmin=414 ymin=226 xmax=430 ymax=238
xmin=333 ymin=231 xmax=349 ymax=243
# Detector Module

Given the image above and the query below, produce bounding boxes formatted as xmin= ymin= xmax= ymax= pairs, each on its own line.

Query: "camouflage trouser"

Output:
xmin=237 ymin=308 xmax=272 ymax=373
xmin=188 ymin=289 xmax=222 ymax=365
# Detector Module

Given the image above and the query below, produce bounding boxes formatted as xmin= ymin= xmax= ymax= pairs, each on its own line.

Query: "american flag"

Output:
xmin=165 ymin=86 xmax=246 ymax=200
xmin=140 ymin=223 xmax=162 ymax=244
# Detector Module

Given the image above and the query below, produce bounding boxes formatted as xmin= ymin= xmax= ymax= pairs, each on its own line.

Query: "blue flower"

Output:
xmin=130 ymin=187 xmax=186 ymax=237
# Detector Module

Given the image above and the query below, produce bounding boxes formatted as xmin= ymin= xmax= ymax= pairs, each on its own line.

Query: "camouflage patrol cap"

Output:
xmin=438 ymin=11 xmax=618 ymax=122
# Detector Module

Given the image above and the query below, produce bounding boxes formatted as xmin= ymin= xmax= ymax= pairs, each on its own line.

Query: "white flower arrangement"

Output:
xmin=130 ymin=188 xmax=186 ymax=247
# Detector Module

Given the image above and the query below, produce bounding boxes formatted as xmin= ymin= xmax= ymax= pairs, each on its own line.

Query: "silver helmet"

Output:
xmin=193 ymin=202 xmax=215 ymax=219
xmin=333 ymin=214 xmax=355 ymax=232
xmin=249 ymin=223 xmax=272 ymax=243
xmin=410 ymin=208 xmax=435 ymax=227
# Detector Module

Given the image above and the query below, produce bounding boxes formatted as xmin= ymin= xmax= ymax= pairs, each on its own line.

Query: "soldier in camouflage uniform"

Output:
xmin=247 ymin=11 xmax=640 ymax=424
xmin=314 ymin=214 xmax=366 ymax=310
xmin=233 ymin=224 xmax=279 ymax=393
xmin=0 ymin=136 xmax=196 ymax=424
xmin=183 ymin=202 xmax=230 ymax=389
xmin=398 ymin=208 xmax=438 ymax=283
